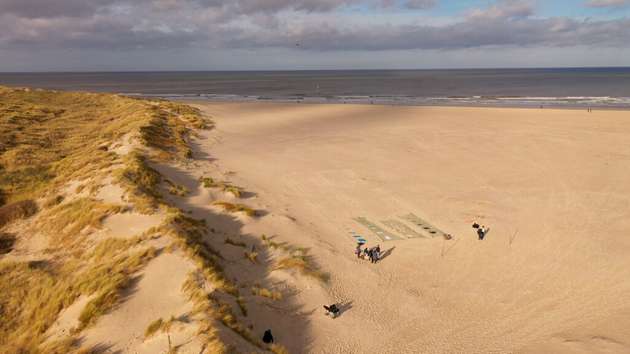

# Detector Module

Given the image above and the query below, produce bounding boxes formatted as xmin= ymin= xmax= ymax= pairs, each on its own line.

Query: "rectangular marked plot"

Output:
xmin=354 ymin=217 xmax=403 ymax=241
xmin=400 ymin=213 xmax=447 ymax=238
xmin=381 ymin=219 xmax=427 ymax=239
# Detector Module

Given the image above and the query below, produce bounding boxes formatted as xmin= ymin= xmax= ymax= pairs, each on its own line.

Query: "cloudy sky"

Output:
xmin=0 ymin=0 xmax=629 ymax=71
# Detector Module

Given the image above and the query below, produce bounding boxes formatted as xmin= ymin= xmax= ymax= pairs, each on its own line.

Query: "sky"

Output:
xmin=0 ymin=0 xmax=629 ymax=71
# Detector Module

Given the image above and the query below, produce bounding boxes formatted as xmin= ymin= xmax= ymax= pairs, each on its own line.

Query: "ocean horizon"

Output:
xmin=2 ymin=67 xmax=630 ymax=108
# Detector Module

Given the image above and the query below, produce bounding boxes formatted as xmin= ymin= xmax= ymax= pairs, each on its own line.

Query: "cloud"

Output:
xmin=466 ymin=0 xmax=535 ymax=20
xmin=0 ymin=0 xmax=629 ymax=53
xmin=585 ymin=0 xmax=629 ymax=8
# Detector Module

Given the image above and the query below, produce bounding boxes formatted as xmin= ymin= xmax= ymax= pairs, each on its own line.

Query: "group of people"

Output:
xmin=355 ymin=243 xmax=381 ymax=263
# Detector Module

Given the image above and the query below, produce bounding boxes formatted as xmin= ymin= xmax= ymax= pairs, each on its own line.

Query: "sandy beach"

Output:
xmin=186 ymin=101 xmax=630 ymax=353
xmin=2 ymin=87 xmax=630 ymax=353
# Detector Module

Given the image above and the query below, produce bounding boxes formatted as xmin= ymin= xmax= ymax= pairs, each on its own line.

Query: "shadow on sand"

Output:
xmin=138 ymin=146 xmax=319 ymax=353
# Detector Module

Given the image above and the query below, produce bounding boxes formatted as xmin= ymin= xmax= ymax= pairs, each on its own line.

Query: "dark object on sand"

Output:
xmin=324 ymin=304 xmax=340 ymax=318
xmin=262 ymin=329 xmax=274 ymax=344
xmin=472 ymin=223 xmax=480 ymax=229
xmin=478 ymin=226 xmax=489 ymax=240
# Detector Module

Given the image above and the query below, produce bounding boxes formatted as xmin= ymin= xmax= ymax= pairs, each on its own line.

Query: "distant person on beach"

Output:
xmin=324 ymin=304 xmax=340 ymax=318
xmin=262 ymin=329 xmax=274 ymax=344
xmin=355 ymin=243 xmax=363 ymax=259
xmin=363 ymin=247 xmax=370 ymax=260
xmin=368 ymin=245 xmax=380 ymax=263
xmin=477 ymin=226 xmax=488 ymax=240
xmin=367 ymin=247 xmax=373 ymax=262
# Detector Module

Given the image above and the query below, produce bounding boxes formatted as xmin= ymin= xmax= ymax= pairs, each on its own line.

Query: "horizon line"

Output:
xmin=1 ymin=65 xmax=630 ymax=74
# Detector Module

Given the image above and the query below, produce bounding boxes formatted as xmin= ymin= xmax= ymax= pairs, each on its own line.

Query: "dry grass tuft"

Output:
xmin=200 ymin=177 xmax=220 ymax=188
xmin=213 ymin=201 xmax=257 ymax=217
xmin=43 ymin=194 xmax=64 ymax=208
xmin=273 ymin=248 xmax=329 ymax=283
xmin=244 ymin=250 xmax=258 ymax=264
xmin=199 ymin=177 xmax=243 ymax=198
xmin=236 ymin=296 xmax=248 ymax=317
xmin=0 ymin=199 xmax=38 ymax=228
xmin=145 ymin=318 xmax=165 ymax=338
xmin=222 ymin=185 xmax=242 ymax=198
xmin=165 ymin=179 xmax=189 ymax=197
xmin=116 ymin=152 xmax=162 ymax=213
xmin=42 ymin=198 xmax=123 ymax=248
xmin=261 ymin=234 xmax=289 ymax=251
xmin=251 ymin=285 xmax=282 ymax=301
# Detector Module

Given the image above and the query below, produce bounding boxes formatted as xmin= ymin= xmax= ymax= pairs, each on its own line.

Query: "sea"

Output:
xmin=2 ymin=68 xmax=630 ymax=108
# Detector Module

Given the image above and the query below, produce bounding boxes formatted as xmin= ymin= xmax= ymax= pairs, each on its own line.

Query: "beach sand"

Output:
xmin=186 ymin=102 xmax=630 ymax=353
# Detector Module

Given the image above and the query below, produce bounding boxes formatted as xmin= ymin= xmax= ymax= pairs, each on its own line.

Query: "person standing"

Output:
xmin=262 ymin=329 xmax=274 ymax=344
xmin=477 ymin=226 xmax=487 ymax=240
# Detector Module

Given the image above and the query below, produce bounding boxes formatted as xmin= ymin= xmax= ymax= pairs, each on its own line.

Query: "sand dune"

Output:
xmin=187 ymin=102 xmax=630 ymax=353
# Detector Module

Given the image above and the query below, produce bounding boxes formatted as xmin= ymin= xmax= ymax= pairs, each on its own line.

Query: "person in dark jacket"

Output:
xmin=262 ymin=329 xmax=274 ymax=344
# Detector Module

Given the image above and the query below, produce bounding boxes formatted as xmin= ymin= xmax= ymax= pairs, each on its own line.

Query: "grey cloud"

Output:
xmin=228 ymin=16 xmax=630 ymax=51
xmin=0 ymin=0 xmax=117 ymax=18
xmin=0 ymin=0 xmax=629 ymax=53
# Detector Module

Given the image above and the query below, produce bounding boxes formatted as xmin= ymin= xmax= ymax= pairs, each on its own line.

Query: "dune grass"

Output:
xmin=199 ymin=177 xmax=244 ymax=198
xmin=0 ymin=199 xmax=38 ymax=229
xmin=165 ymin=179 xmax=189 ymax=197
xmin=236 ymin=296 xmax=248 ymax=317
xmin=116 ymin=152 xmax=163 ymax=213
xmin=213 ymin=201 xmax=257 ymax=217
xmin=41 ymin=198 xmax=123 ymax=248
xmin=273 ymin=248 xmax=329 ymax=283
xmin=0 ymin=241 xmax=156 ymax=351
xmin=0 ymin=87 xmax=298 ymax=353
xmin=200 ymin=177 xmax=220 ymax=188
xmin=244 ymin=250 xmax=258 ymax=264
xmin=145 ymin=318 xmax=165 ymax=338
xmin=251 ymin=285 xmax=282 ymax=301
xmin=0 ymin=87 xmax=217 ymax=353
